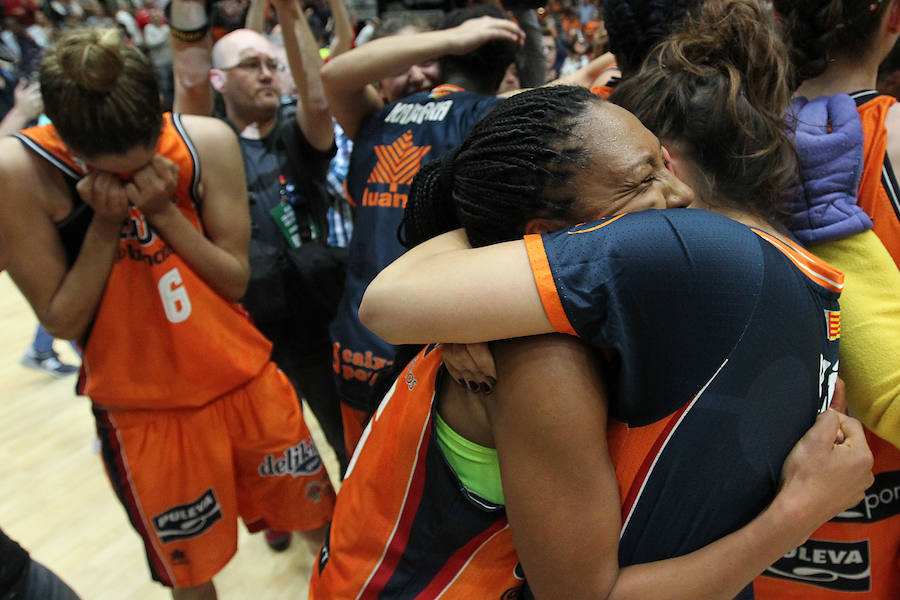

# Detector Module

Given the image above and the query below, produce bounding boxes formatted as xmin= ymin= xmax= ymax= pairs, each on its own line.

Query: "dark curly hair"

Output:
xmin=773 ymin=0 xmax=892 ymax=85
xmin=438 ymin=5 xmax=520 ymax=95
xmin=604 ymin=0 xmax=701 ymax=75
xmin=401 ymin=85 xmax=602 ymax=249
xmin=611 ymin=0 xmax=796 ymax=223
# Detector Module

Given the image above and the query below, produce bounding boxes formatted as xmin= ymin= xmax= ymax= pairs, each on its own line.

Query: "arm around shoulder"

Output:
xmin=359 ymin=230 xmax=553 ymax=344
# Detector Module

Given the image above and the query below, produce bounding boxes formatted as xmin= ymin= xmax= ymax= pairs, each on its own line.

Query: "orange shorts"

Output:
xmin=93 ymin=362 xmax=336 ymax=588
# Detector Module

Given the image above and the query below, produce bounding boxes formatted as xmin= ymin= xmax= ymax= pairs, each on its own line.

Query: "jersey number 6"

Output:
xmin=158 ymin=267 xmax=193 ymax=323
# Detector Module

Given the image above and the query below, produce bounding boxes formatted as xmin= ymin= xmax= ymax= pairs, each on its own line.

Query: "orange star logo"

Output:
xmin=367 ymin=130 xmax=432 ymax=193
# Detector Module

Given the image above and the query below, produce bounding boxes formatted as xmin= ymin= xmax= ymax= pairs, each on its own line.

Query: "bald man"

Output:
xmin=169 ymin=0 xmax=350 ymax=547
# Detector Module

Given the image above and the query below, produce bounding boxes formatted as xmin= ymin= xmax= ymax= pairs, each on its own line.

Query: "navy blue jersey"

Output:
xmin=526 ymin=209 xmax=844 ymax=596
xmin=331 ymin=85 xmax=500 ymax=410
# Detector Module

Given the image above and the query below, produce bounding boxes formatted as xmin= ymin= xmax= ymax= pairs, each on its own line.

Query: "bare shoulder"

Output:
xmin=177 ymin=114 xmax=239 ymax=151
xmin=175 ymin=114 xmax=244 ymax=187
xmin=883 ymin=102 xmax=900 ymax=163
xmin=0 ymin=136 xmax=67 ymax=217
xmin=0 ymin=136 xmax=35 ymax=179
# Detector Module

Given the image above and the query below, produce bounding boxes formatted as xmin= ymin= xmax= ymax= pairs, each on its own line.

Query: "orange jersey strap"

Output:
xmin=853 ymin=91 xmax=900 ymax=265
xmin=752 ymin=229 xmax=845 ymax=294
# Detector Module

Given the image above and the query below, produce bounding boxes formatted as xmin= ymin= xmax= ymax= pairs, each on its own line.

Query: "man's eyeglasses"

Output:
xmin=224 ymin=56 xmax=285 ymax=73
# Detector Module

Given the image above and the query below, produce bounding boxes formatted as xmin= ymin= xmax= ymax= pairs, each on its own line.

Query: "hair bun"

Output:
xmin=652 ymin=0 xmax=790 ymax=113
xmin=59 ymin=28 xmax=124 ymax=93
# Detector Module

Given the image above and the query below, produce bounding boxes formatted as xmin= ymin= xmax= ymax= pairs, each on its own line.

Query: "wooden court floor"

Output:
xmin=0 ymin=272 xmax=341 ymax=599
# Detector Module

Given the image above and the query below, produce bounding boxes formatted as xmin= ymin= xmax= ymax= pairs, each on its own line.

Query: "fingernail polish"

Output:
xmin=479 ymin=382 xmax=492 ymax=395
xmin=467 ymin=381 xmax=479 ymax=393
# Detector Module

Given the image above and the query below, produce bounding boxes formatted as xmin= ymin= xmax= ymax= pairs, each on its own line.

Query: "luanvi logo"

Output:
xmin=764 ymin=538 xmax=871 ymax=592
xmin=360 ymin=130 xmax=431 ymax=209
xmin=152 ymin=489 xmax=222 ymax=543
xmin=833 ymin=470 xmax=900 ymax=523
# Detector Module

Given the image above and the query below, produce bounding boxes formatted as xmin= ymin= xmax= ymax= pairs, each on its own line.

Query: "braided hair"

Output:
xmin=611 ymin=0 xmax=796 ymax=223
xmin=402 ymin=85 xmax=602 ymax=249
xmin=604 ymin=0 xmax=701 ymax=76
xmin=370 ymin=85 xmax=602 ymax=413
xmin=773 ymin=0 xmax=892 ymax=85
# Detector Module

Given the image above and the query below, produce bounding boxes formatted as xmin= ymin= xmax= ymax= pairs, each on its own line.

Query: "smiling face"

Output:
xmin=567 ymin=102 xmax=694 ymax=222
xmin=377 ymin=26 xmax=441 ymax=103
xmin=211 ymin=30 xmax=282 ymax=122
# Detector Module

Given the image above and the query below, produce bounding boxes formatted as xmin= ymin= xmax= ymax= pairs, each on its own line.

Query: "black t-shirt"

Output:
xmin=0 ymin=527 xmax=30 ymax=596
xmin=234 ymin=114 xmax=338 ymax=350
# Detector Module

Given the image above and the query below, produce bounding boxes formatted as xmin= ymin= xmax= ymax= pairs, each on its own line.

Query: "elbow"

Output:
xmin=306 ymin=93 xmax=331 ymax=117
xmin=358 ymin=282 xmax=401 ymax=344
xmin=220 ymin=262 xmax=250 ymax=303
xmin=40 ymin=317 xmax=85 ymax=343
xmin=320 ymin=61 xmax=337 ymax=93
xmin=226 ymin=270 xmax=251 ymax=304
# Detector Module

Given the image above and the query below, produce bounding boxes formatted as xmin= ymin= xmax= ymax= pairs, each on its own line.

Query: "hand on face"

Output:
xmin=76 ymin=171 xmax=131 ymax=225
xmin=77 ymin=154 xmax=179 ymax=222
xmin=123 ymin=154 xmax=180 ymax=217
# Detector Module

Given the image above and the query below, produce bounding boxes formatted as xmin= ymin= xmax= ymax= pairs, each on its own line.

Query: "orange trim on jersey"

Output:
xmin=430 ymin=84 xmax=464 ymax=98
xmin=415 ymin=520 xmax=511 ymax=598
xmin=523 ymin=234 xmax=576 ymax=336
xmin=590 ymin=85 xmax=614 ymax=99
xmin=752 ymin=229 xmax=845 ymax=293
xmin=565 ymin=213 xmax=627 ymax=235
xmin=619 ymin=403 xmax=690 ymax=531
xmin=857 ymin=93 xmax=900 ymax=266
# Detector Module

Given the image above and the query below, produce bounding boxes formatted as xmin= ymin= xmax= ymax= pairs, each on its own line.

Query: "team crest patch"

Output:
xmin=825 ymin=309 xmax=841 ymax=341
xmin=305 ymin=480 xmax=327 ymax=503
xmin=153 ymin=488 xmax=222 ymax=543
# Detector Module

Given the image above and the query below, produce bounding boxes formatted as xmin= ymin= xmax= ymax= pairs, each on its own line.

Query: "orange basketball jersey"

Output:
xmin=309 ymin=345 xmax=524 ymax=600
xmin=15 ymin=114 xmax=273 ymax=410
xmin=754 ymin=90 xmax=900 ymax=599
xmin=853 ymin=91 xmax=900 ymax=264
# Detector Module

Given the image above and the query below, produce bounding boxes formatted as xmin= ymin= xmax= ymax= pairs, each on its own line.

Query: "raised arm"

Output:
xmin=0 ymin=79 xmax=42 ymax=136
xmin=170 ymin=0 xmax=214 ymax=115
xmin=326 ymin=0 xmax=353 ymax=58
xmin=244 ymin=0 xmax=266 ymax=32
xmin=0 ymin=138 xmax=125 ymax=341
xmin=271 ymin=0 xmax=334 ymax=151
xmin=490 ymin=334 xmax=874 ymax=600
xmin=359 ymin=229 xmax=554 ymax=344
xmin=320 ymin=15 xmax=523 ymax=139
